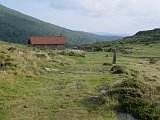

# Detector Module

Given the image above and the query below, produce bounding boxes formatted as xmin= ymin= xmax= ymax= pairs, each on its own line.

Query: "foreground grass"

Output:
xmin=0 ymin=41 xmax=160 ymax=119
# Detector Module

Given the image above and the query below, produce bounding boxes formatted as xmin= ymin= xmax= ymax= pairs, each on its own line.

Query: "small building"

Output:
xmin=28 ymin=36 xmax=67 ymax=50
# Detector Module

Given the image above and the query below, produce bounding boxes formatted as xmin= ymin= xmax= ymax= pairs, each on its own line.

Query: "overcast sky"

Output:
xmin=1 ymin=0 xmax=160 ymax=35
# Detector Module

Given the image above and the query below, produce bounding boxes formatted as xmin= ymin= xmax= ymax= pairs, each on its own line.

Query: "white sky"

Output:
xmin=1 ymin=0 xmax=160 ymax=35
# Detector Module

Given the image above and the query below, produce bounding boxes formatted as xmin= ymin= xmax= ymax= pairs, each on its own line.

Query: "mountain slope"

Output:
xmin=93 ymin=32 xmax=124 ymax=40
xmin=100 ymin=35 xmax=123 ymax=40
xmin=78 ymin=28 xmax=160 ymax=51
xmin=122 ymin=28 xmax=160 ymax=44
xmin=0 ymin=4 xmax=108 ymax=47
xmin=135 ymin=28 xmax=160 ymax=36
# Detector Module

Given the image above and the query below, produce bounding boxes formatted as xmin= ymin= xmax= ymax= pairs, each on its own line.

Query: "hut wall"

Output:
xmin=32 ymin=44 xmax=65 ymax=50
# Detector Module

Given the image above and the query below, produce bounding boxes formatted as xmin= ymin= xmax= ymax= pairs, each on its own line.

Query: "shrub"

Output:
xmin=105 ymin=79 xmax=160 ymax=120
xmin=103 ymin=62 xmax=112 ymax=66
xmin=94 ymin=47 xmax=103 ymax=51
xmin=8 ymin=47 xmax=17 ymax=51
xmin=35 ymin=53 xmax=48 ymax=59
xmin=48 ymin=52 xmax=56 ymax=58
xmin=0 ymin=54 xmax=16 ymax=70
xmin=60 ymin=51 xmax=85 ymax=57
xmin=0 ymin=61 xmax=17 ymax=70
xmin=149 ymin=58 xmax=158 ymax=64
xmin=111 ymin=65 xmax=128 ymax=74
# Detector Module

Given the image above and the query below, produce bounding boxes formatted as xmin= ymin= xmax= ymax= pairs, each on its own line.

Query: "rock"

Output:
xmin=45 ymin=67 xmax=52 ymax=72
xmin=45 ymin=68 xmax=59 ymax=72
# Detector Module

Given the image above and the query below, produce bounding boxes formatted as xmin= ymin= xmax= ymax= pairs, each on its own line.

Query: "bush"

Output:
xmin=35 ymin=53 xmax=48 ymax=59
xmin=149 ymin=58 xmax=158 ymax=64
xmin=48 ymin=52 xmax=56 ymax=58
xmin=60 ymin=51 xmax=85 ymax=57
xmin=103 ymin=62 xmax=112 ymax=66
xmin=94 ymin=47 xmax=103 ymax=51
xmin=0 ymin=61 xmax=17 ymax=70
xmin=8 ymin=47 xmax=17 ymax=51
xmin=111 ymin=65 xmax=128 ymax=74
xmin=106 ymin=79 xmax=160 ymax=120
xmin=0 ymin=54 xmax=16 ymax=70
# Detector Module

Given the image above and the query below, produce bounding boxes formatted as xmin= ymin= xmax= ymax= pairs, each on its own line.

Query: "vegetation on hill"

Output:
xmin=0 ymin=4 xmax=121 ymax=47
xmin=100 ymin=35 xmax=123 ymax=40
xmin=77 ymin=28 xmax=160 ymax=52
xmin=0 ymin=38 xmax=160 ymax=120
xmin=135 ymin=28 xmax=160 ymax=36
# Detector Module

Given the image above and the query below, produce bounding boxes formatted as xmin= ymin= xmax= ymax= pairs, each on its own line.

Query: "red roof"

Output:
xmin=29 ymin=36 xmax=67 ymax=45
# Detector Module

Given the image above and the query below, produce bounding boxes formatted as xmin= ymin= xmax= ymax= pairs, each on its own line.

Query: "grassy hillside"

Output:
xmin=0 ymin=4 xmax=114 ymax=47
xmin=78 ymin=28 xmax=160 ymax=51
xmin=0 ymin=40 xmax=160 ymax=120
xmin=135 ymin=28 xmax=160 ymax=36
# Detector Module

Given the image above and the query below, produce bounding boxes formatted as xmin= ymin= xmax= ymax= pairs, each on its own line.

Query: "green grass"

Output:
xmin=0 ymin=41 xmax=160 ymax=119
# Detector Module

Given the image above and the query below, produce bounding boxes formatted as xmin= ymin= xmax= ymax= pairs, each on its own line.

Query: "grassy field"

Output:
xmin=0 ymin=41 xmax=160 ymax=120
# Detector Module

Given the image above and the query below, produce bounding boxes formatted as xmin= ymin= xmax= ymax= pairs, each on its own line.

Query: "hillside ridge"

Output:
xmin=0 ymin=4 xmax=121 ymax=47
xmin=77 ymin=28 xmax=160 ymax=52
